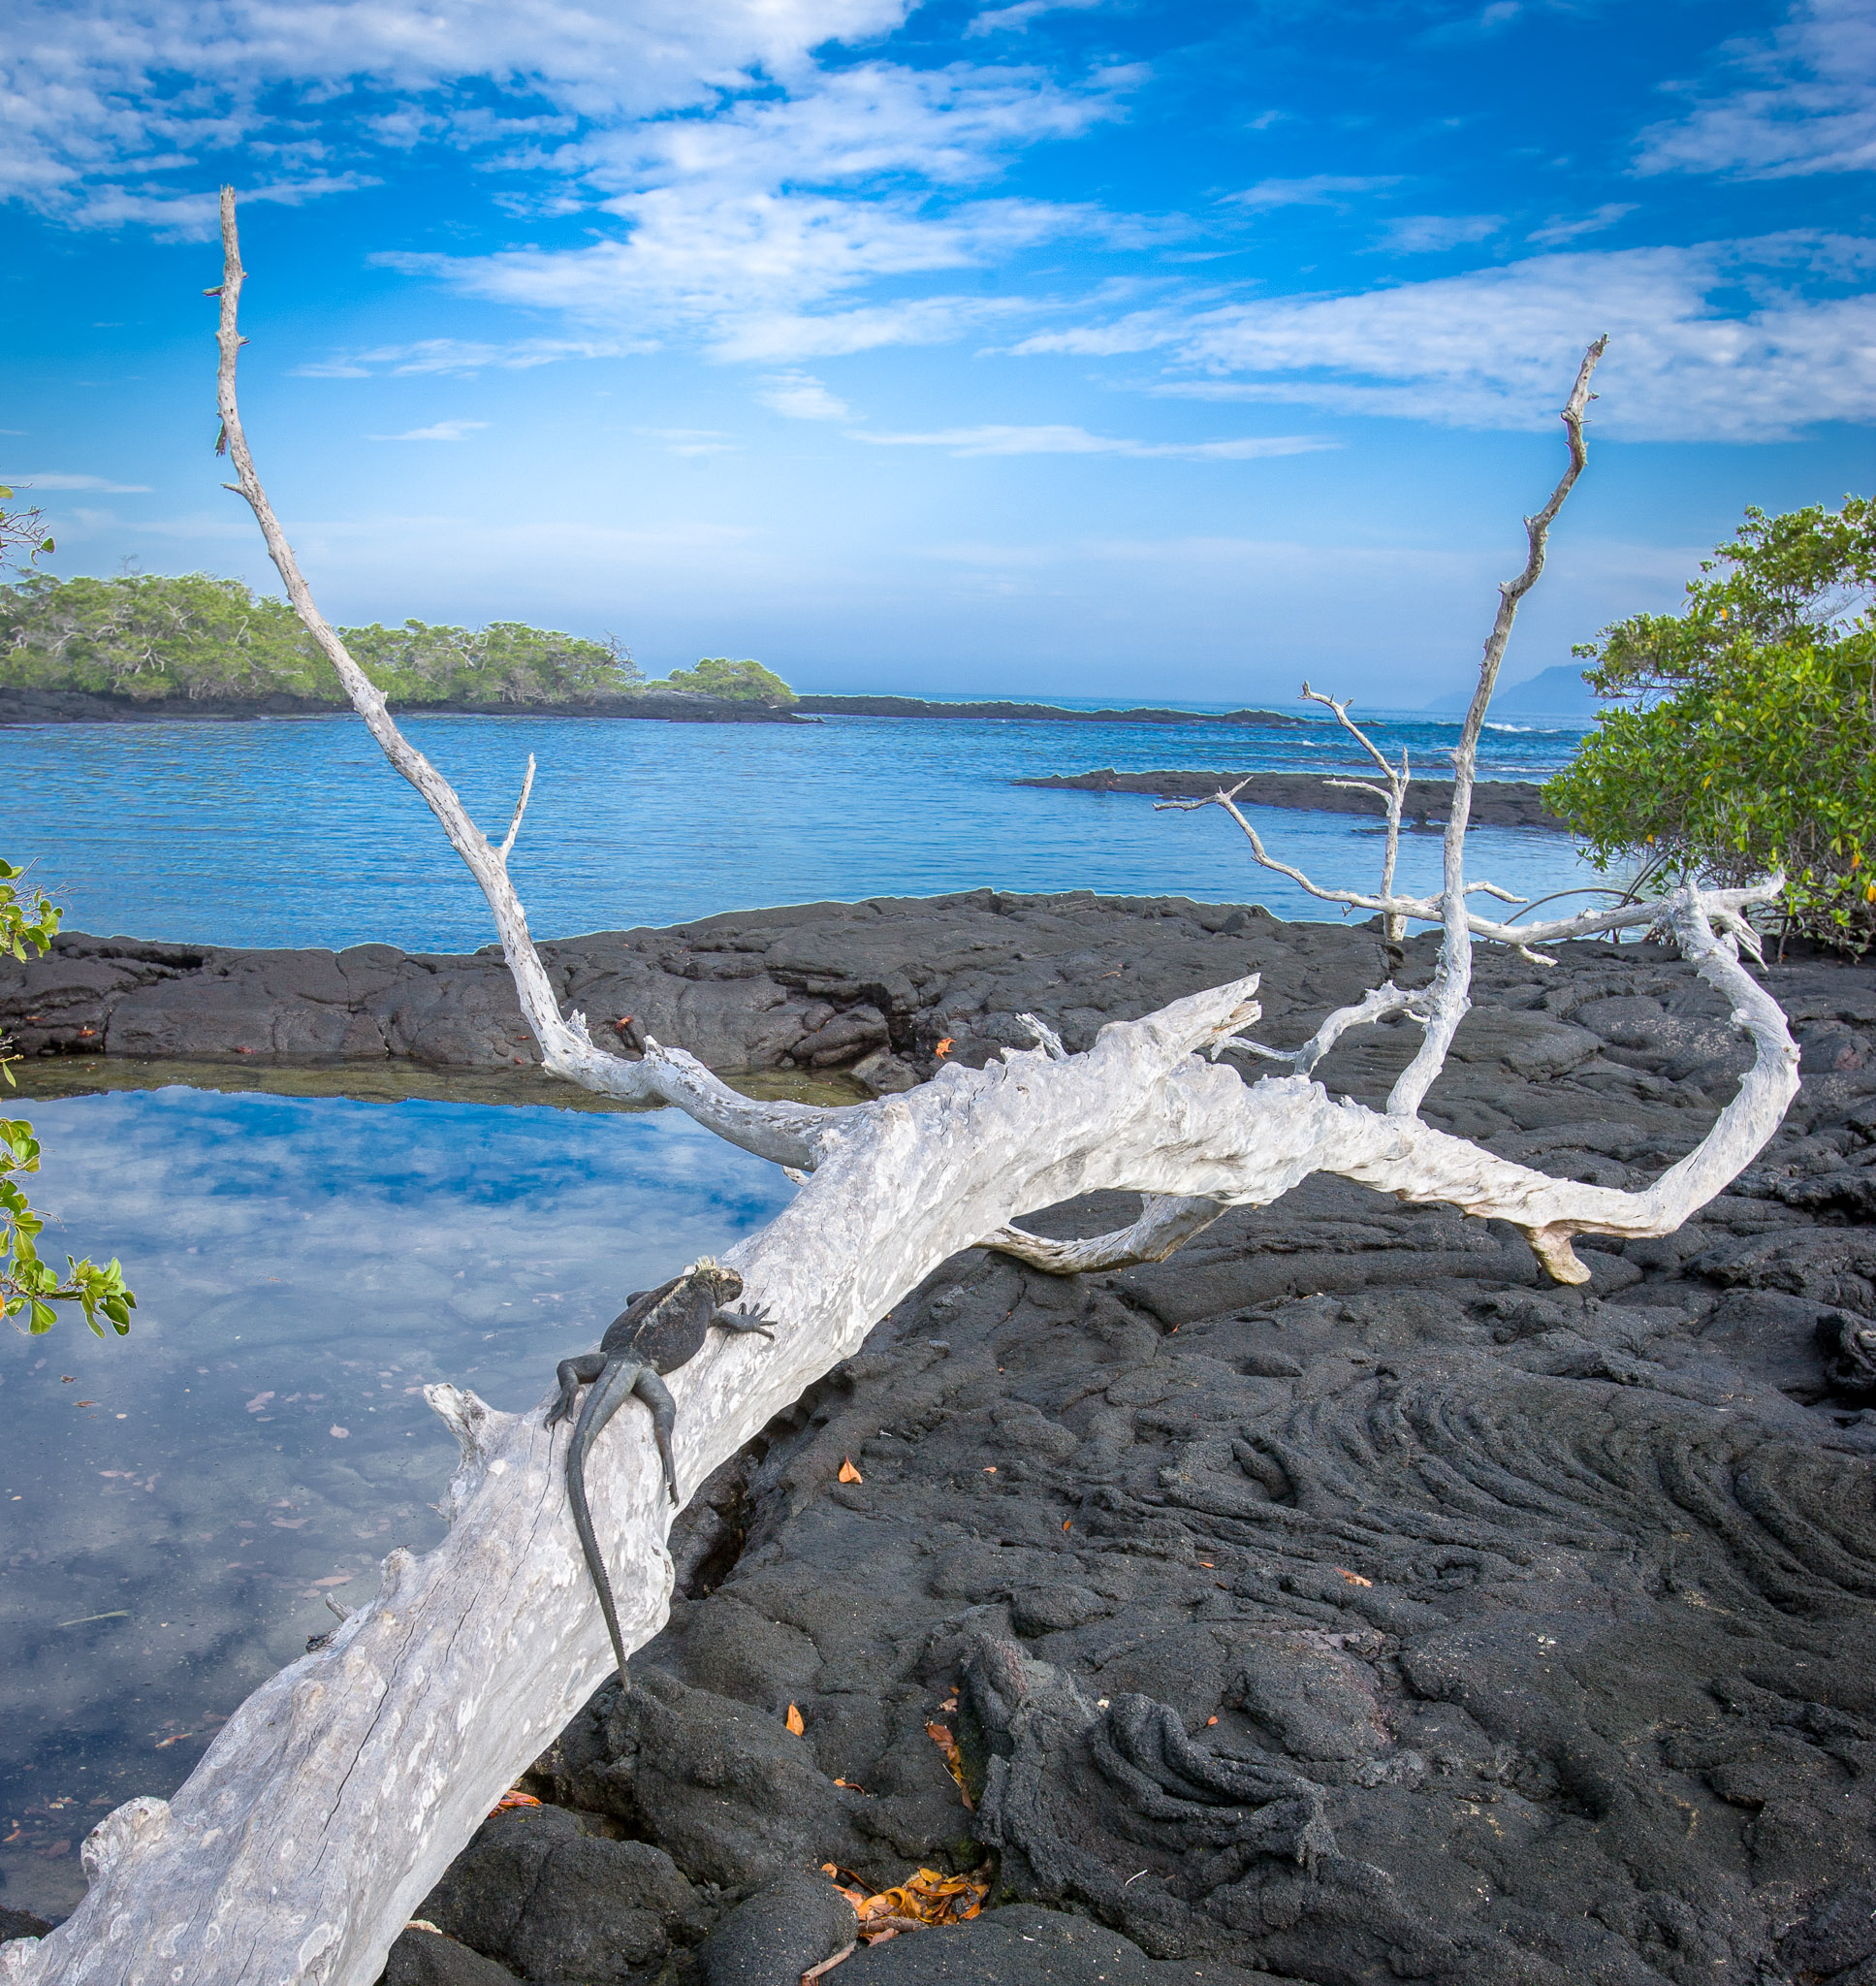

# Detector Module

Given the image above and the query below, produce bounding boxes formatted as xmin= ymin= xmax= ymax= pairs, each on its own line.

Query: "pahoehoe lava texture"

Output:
xmin=363 ymin=910 xmax=1876 ymax=1986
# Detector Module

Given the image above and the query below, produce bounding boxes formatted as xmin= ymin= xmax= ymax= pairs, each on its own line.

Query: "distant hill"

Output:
xmin=1424 ymin=663 xmax=1602 ymax=718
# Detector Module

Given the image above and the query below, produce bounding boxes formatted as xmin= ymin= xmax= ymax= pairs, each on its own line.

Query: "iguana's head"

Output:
xmin=684 ymin=1256 xmax=745 ymax=1304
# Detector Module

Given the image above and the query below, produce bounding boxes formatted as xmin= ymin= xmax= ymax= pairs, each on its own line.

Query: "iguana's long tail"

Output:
xmin=565 ymin=1366 xmax=639 ymax=1683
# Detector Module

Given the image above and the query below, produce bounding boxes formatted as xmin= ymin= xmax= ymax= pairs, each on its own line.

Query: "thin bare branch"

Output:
xmin=1219 ymin=980 xmax=1431 ymax=1075
xmin=986 ymin=1191 xmax=1227 ymax=1273
xmin=498 ymin=753 xmax=536 ymax=864
xmin=1388 ymin=336 xmax=1606 ymax=1118
xmin=1301 ymin=681 xmax=1411 ymax=939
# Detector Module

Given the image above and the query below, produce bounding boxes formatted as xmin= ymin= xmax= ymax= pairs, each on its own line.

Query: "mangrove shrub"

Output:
xmin=0 ymin=570 xmax=644 ymax=705
xmin=659 ymin=655 xmax=796 ymax=702
xmin=1544 ymin=496 xmax=1875 ymax=952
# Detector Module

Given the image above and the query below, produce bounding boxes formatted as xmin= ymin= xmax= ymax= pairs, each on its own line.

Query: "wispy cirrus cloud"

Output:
xmin=849 ymin=424 xmax=1332 ymax=460
xmin=1016 ymin=235 xmax=1876 ymax=441
xmin=756 ymin=372 xmax=853 ymax=420
xmin=1378 ymin=212 xmax=1502 ymax=253
xmin=1527 ymin=203 xmax=1636 ymax=247
xmin=367 ymin=419 xmax=489 ymax=441
xmin=296 ymin=336 xmax=627 ymax=378
xmin=1224 ymin=174 xmax=1399 ymax=211
xmin=1636 ymin=0 xmax=1876 ymax=178
xmin=0 ymin=470 xmax=150 ymax=492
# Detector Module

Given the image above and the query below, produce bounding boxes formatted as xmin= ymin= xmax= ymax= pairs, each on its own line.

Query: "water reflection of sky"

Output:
xmin=0 ymin=1088 xmax=794 ymax=1918
xmin=1 ymin=709 xmax=1602 ymax=953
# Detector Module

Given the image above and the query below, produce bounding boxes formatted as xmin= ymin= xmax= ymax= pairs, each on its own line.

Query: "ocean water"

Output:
xmin=0 ymin=1088 xmax=795 ymax=1918
xmin=8 ymin=706 xmax=1602 ymax=952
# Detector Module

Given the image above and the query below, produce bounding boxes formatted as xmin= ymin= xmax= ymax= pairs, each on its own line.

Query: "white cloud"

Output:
xmin=0 ymin=0 xmax=911 ymax=227
xmin=964 ymin=0 xmax=1104 ymax=36
xmin=295 ymin=336 xmax=626 ymax=378
xmin=756 ymin=372 xmax=852 ymax=420
xmin=637 ymin=428 xmax=737 ymax=457
xmin=1379 ymin=212 xmax=1502 ymax=253
xmin=0 ymin=470 xmax=150 ymax=492
xmin=1637 ymin=0 xmax=1876 ymax=178
xmin=849 ymin=423 xmax=1333 ymax=459
xmin=1015 ymin=235 xmax=1876 ymax=441
xmin=367 ymin=420 xmax=489 ymax=441
xmin=1527 ymin=203 xmax=1636 ymax=247
xmin=1225 ymin=175 xmax=1399 ymax=211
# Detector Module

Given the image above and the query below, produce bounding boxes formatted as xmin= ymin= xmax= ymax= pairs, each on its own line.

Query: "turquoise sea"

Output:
xmin=0 ymin=701 xmax=1604 ymax=1914
xmin=8 ymin=704 xmax=1600 ymax=950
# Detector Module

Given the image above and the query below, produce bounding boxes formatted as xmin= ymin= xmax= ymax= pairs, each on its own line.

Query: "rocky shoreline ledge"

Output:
xmin=1016 ymin=769 xmax=1562 ymax=832
xmin=8 ymin=897 xmax=1876 ymax=1986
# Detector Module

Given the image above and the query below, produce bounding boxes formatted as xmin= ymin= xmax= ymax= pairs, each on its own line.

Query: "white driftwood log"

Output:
xmin=0 ymin=212 xmax=1802 ymax=1986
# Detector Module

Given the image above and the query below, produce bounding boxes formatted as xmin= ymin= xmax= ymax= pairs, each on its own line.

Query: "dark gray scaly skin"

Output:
xmin=545 ymin=1258 xmax=775 ymax=1683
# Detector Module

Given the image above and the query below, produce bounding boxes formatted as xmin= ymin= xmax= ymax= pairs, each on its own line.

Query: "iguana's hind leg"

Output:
xmin=634 ymin=1368 xmax=682 ymax=1503
xmin=545 ymin=1352 xmax=607 ymax=1428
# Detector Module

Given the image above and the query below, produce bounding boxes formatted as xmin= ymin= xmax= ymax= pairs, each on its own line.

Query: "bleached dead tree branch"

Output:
xmin=1 ymin=222 xmax=1797 ymax=1986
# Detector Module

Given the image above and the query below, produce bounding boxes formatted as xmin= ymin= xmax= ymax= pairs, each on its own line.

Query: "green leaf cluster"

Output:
xmin=1544 ymin=497 xmax=1876 ymax=954
xmin=0 ymin=488 xmax=54 ymax=570
xmin=0 ymin=571 xmax=644 ymax=706
xmin=0 ymin=859 xmax=136 ymax=1337
xmin=657 ymin=656 xmax=796 ymax=703
xmin=1 ymin=1119 xmax=136 ymax=1336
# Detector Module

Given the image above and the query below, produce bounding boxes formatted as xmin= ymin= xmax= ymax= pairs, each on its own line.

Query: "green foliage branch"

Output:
xmin=0 ymin=861 xmax=136 ymax=1336
xmin=0 ymin=570 xmax=644 ymax=706
xmin=1544 ymin=496 xmax=1876 ymax=953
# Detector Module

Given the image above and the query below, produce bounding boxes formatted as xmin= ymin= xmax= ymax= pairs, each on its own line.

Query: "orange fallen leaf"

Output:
xmin=838 ymin=1457 xmax=863 ymax=1485
xmin=925 ymin=1721 xmax=973 ymax=1810
xmin=489 ymin=1789 xmax=542 ymax=1817
xmin=1063 ymin=1519 xmax=1071 ymax=1531
xmin=1336 ymin=1568 xmax=1374 ymax=1587
xmin=934 ymin=1038 xmax=954 ymax=1056
xmin=785 ymin=1703 xmax=806 ymax=1736
xmin=832 ymin=1865 xmax=991 ymax=1943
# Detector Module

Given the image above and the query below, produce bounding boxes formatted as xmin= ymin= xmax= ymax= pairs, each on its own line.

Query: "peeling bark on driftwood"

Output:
xmin=0 ymin=207 xmax=1802 ymax=1986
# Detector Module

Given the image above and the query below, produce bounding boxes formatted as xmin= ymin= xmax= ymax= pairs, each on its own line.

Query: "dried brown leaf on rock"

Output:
xmin=838 ymin=1457 xmax=863 ymax=1484
xmin=925 ymin=1720 xmax=973 ymax=1809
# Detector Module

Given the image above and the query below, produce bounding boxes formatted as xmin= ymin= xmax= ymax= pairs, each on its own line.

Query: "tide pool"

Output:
xmin=0 ymin=1087 xmax=794 ymax=1918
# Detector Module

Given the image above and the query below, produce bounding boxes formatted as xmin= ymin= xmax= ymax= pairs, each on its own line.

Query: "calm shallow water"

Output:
xmin=0 ymin=1088 xmax=794 ymax=1918
xmin=7 ymin=708 xmax=1599 ymax=951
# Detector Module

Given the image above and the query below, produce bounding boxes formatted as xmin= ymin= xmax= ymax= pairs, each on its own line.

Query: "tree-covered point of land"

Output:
xmin=1544 ymin=496 xmax=1875 ymax=953
xmin=0 ymin=570 xmax=646 ymax=705
xmin=656 ymin=655 xmax=797 ymax=702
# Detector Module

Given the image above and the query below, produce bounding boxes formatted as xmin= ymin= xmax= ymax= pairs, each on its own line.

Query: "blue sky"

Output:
xmin=2 ymin=0 xmax=1870 ymax=703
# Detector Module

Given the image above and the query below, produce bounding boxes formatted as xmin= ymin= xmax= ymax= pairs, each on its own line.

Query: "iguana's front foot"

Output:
xmin=713 ymin=1301 xmax=776 ymax=1340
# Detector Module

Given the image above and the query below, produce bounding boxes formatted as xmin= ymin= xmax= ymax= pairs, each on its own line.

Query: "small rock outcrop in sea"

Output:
xmin=1014 ymin=768 xmax=1562 ymax=831
xmin=793 ymin=696 xmax=1303 ymax=727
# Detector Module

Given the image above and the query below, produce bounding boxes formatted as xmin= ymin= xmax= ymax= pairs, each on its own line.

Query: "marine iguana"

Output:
xmin=546 ymin=1258 xmax=775 ymax=1682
